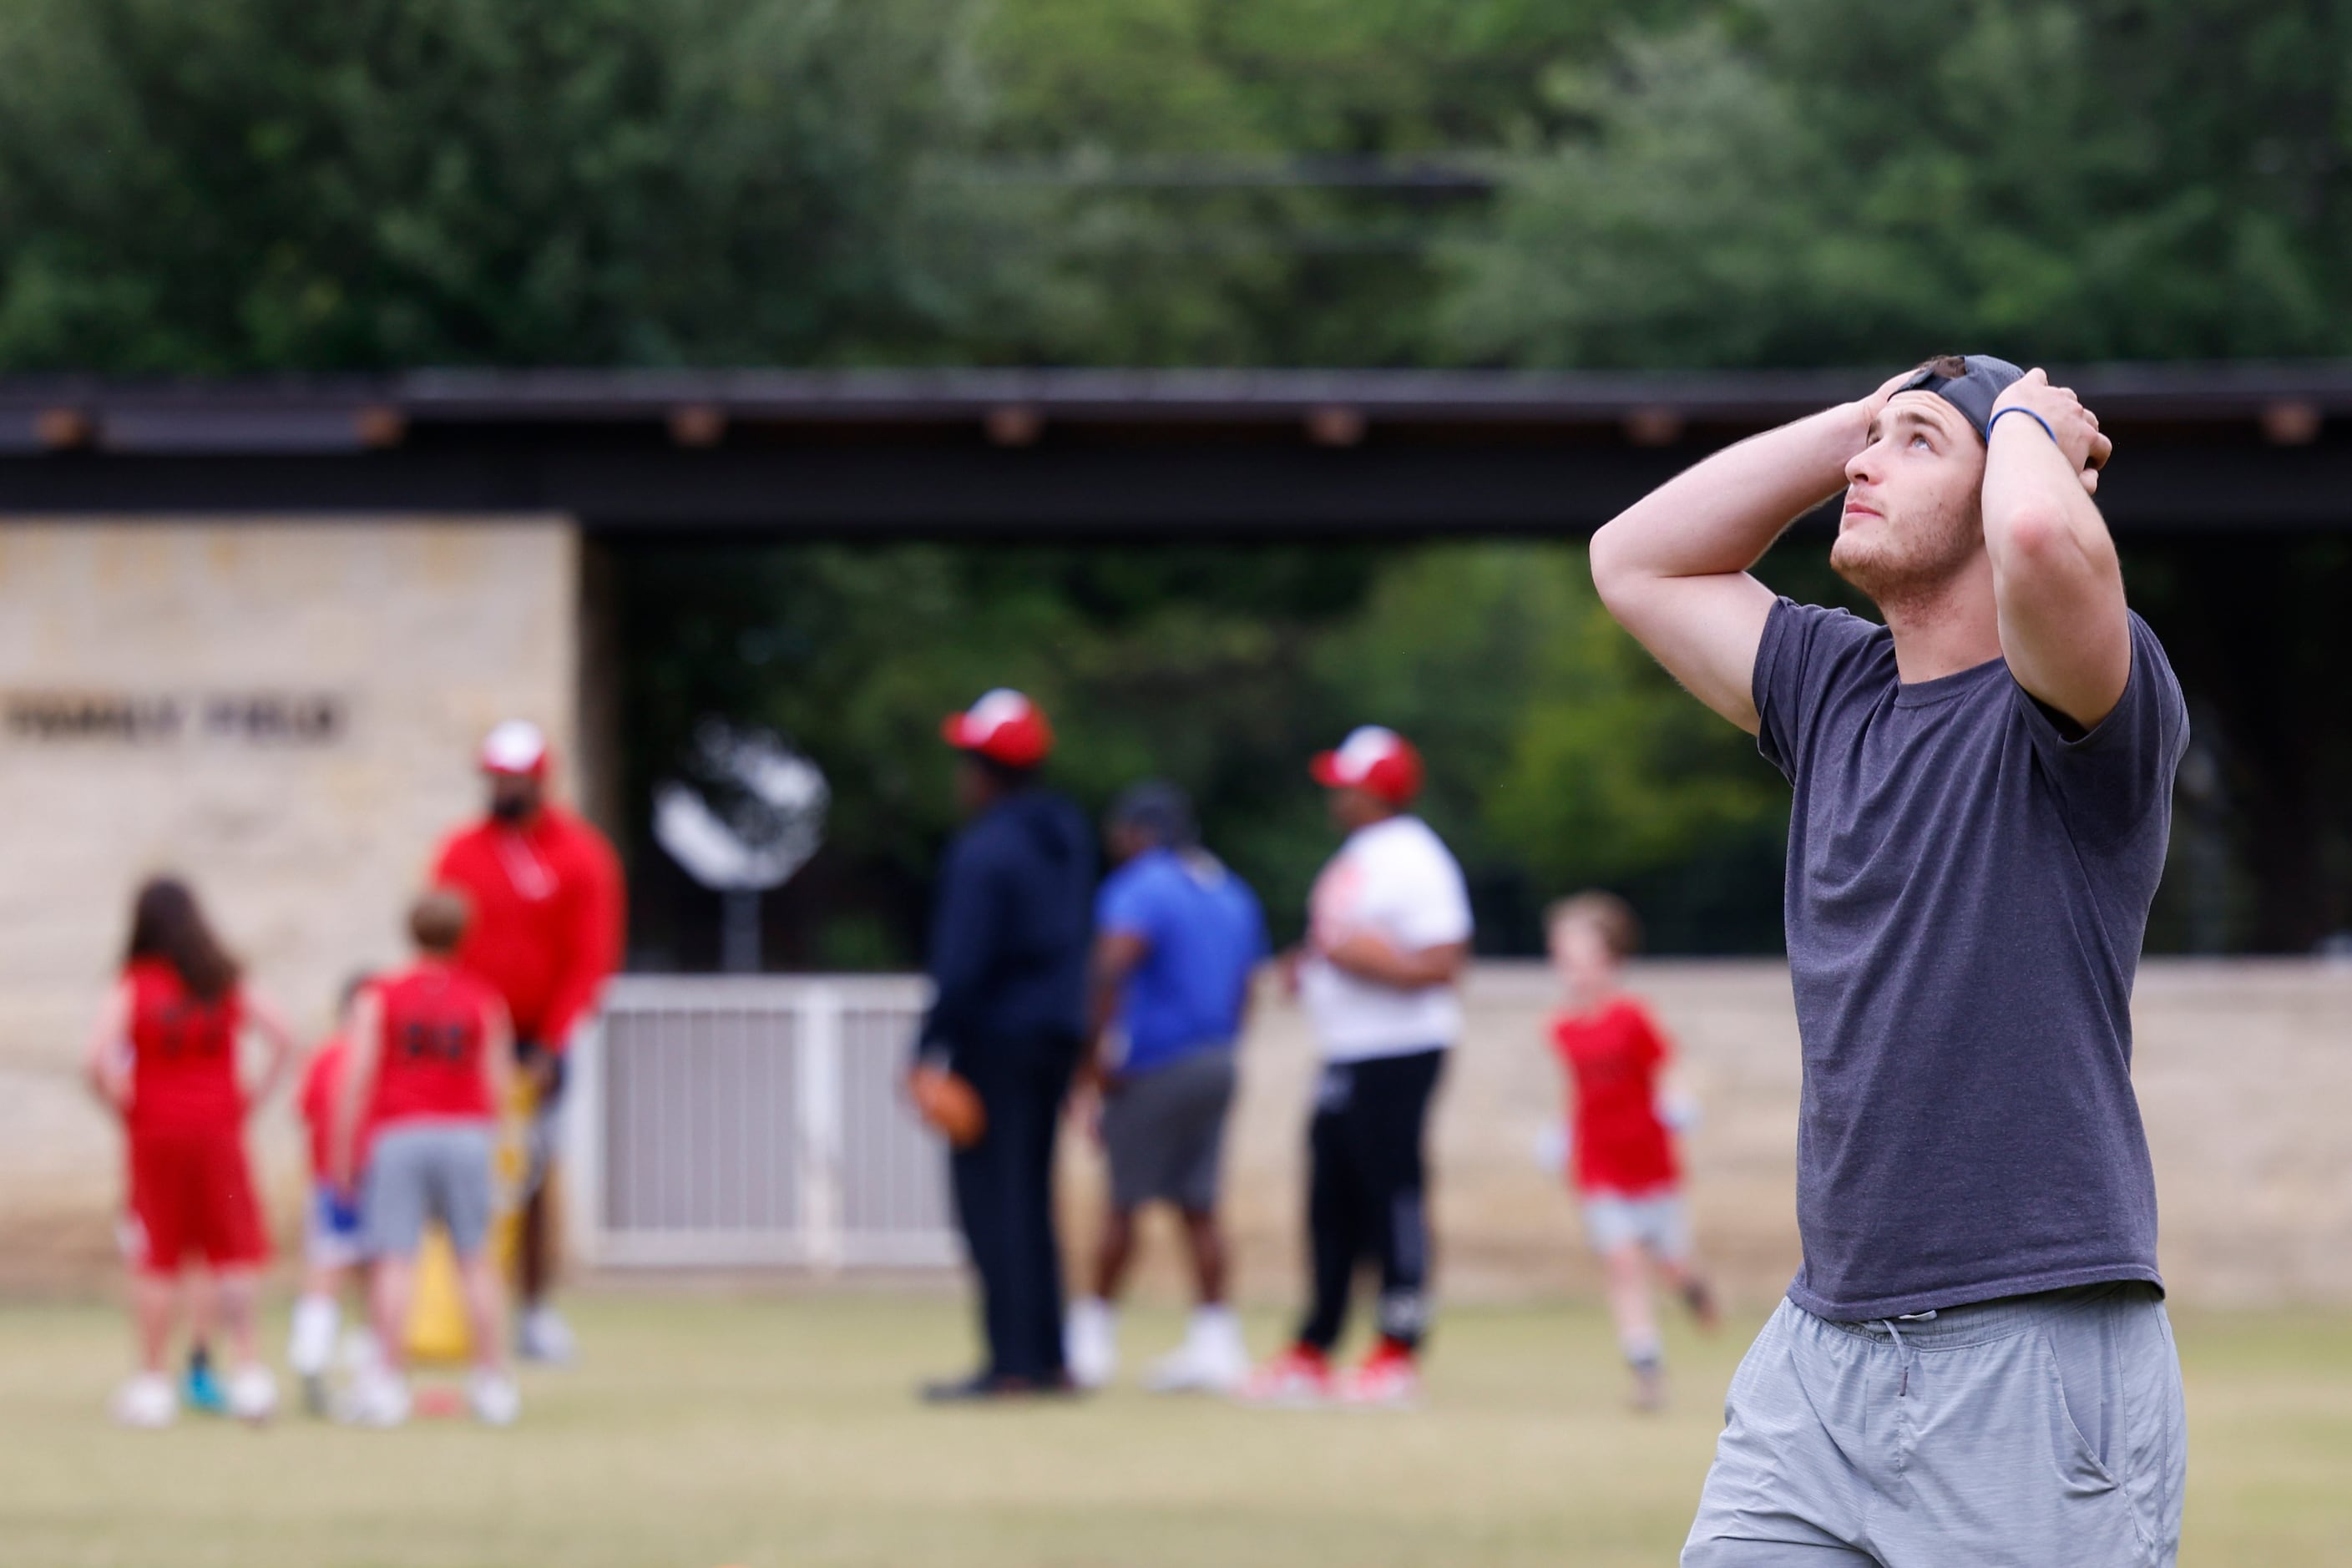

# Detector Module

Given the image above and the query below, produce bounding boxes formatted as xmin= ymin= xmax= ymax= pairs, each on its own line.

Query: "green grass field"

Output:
xmin=3 ymin=1293 xmax=2349 ymax=1566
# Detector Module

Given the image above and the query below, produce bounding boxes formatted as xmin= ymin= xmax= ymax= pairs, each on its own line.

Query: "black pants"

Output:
xmin=948 ymin=1035 xmax=1080 ymax=1382
xmin=1297 ymin=1048 xmax=1445 ymax=1355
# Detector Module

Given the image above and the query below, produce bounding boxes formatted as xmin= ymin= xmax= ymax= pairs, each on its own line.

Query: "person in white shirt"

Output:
xmin=1240 ymin=726 xmax=1471 ymax=1409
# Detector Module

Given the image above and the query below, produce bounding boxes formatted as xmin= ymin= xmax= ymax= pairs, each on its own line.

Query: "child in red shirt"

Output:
xmin=286 ymin=975 xmax=377 ymax=1414
xmin=1546 ymin=893 xmax=1717 ymax=1410
xmin=85 ymin=877 xmax=296 ymax=1427
xmin=333 ymin=889 xmax=518 ymax=1427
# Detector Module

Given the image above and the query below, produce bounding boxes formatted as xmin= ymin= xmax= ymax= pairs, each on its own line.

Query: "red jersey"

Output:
xmin=296 ymin=1034 xmax=352 ymax=1179
xmin=368 ymin=962 xmax=503 ymax=1126
xmin=124 ymin=959 xmax=245 ymax=1136
xmin=1550 ymin=995 xmax=1679 ymax=1196
xmin=432 ymin=805 xmax=623 ymax=1050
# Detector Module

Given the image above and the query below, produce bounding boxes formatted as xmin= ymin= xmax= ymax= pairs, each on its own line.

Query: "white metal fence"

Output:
xmin=565 ymin=974 xmax=958 ymax=1270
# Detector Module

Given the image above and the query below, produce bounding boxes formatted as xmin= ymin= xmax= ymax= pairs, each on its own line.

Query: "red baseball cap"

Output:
xmin=1310 ymin=725 xmax=1424 ymax=805
xmin=941 ymin=689 xmax=1055 ymax=768
xmin=479 ymin=719 xmax=551 ymax=778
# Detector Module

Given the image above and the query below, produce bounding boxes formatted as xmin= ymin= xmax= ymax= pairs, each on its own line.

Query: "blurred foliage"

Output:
xmin=0 ymin=0 xmax=1700 ymax=370
xmin=617 ymin=541 xmax=1793 ymax=967
xmin=953 ymin=0 xmax=1700 ymax=365
xmin=1446 ymin=0 xmax=2352 ymax=366
xmin=3 ymin=0 xmax=2346 ymax=367
xmin=0 ymin=0 xmax=992 ymax=369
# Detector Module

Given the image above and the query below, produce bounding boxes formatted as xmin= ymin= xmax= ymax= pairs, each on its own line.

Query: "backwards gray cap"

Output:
xmin=1107 ymin=780 xmax=1197 ymax=848
xmin=1893 ymin=354 xmax=2025 ymax=442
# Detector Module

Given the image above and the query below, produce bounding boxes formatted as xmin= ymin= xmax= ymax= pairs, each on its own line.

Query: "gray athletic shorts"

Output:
xmin=1101 ymin=1049 xmax=1237 ymax=1214
xmin=362 ymin=1122 xmax=498 ymax=1261
xmin=1684 ymin=1283 xmax=2186 ymax=1567
xmin=1582 ymin=1191 xmax=1692 ymax=1261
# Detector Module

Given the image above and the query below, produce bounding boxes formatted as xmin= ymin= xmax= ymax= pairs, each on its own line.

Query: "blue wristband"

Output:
xmin=1987 ymin=405 xmax=2058 ymax=447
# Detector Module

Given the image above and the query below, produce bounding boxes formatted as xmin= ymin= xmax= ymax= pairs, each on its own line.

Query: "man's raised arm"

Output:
xmin=1590 ymin=372 xmax=1910 ymax=734
xmin=1980 ymin=370 xmax=2127 ymax=730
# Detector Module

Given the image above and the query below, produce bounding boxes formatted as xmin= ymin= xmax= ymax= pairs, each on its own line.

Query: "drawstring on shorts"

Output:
xmin=1870 ymin=1310 xmax=1938 ymax=1398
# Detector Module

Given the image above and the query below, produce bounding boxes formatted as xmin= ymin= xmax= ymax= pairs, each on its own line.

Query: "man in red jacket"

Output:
xmin=431 ymin=720 xmax=624 ymax=1363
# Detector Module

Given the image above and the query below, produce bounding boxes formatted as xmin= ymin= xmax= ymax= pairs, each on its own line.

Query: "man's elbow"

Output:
xmin=1588 ymin=519 xmax=1642 ymax=620
xmin=1990 ymin=503 xmax=2087 ymax=579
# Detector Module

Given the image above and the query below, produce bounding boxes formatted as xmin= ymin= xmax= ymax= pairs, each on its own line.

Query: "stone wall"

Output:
xmin=1070 ymin=959 xmax=2352 ymax=1311
xmin=0 ymin=518 xmax=579 ymax=1284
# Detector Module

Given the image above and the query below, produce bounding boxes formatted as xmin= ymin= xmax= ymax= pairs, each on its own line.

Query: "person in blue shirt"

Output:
xmin=916 ymin=690 xmax=1095 ymax=1403
xmin=1064 ymin=781 xmax=1267 ymax=1393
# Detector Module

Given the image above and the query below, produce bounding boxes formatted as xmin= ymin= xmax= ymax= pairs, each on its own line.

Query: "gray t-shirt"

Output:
xmin=1755 ymin=598 xmax=2188 ymax=1320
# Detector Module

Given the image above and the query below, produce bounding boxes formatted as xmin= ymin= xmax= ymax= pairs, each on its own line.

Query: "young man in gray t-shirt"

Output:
xmin=1593 ymin=356 xmax=2190 ymax=1566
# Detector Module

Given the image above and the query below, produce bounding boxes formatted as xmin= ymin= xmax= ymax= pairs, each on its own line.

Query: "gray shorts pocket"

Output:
xmin=2041 ymin=1287 xmax=2185 ymax=1565
xmin=2035 ymin=1330 xmax=2125 ymax=1493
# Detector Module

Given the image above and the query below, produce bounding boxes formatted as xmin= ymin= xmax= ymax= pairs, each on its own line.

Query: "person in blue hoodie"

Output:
xmin=917 ymin=690 xmax=1095 ymax=1401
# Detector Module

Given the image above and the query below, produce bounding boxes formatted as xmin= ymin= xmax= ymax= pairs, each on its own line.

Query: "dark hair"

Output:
xmin=409 ymin=888 xmax=472 ymax=953
xmin=1545 ymin=890 xmax=1644 ymax=960
xmin=125 ymin=877 xmax=240 ymax=1003
xmin=1917 ymin=353 xmax=1970 ymax=380
xmin=1106 ymin=780 xmax=1197 ymax=849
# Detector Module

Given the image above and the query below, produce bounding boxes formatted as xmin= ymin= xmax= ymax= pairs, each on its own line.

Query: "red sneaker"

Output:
xmin=1334 ymin=1341 xmax=1421 ymax=1409
xmin=1235 ymin=1345 xmax=1333 ymax=1408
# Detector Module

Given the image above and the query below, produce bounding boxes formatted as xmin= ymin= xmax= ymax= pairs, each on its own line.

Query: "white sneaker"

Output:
xmin=1064 ymin=1297 xmax=1118 ymax=1390
xmin=338 ymin=1370 xmax=412 ymax=1428
xmin=292 ymin=1301 xmax=341 ymax=1417
xmin=468 ymin=1370 xmax=521 ymax=1427
xmin=1147 ymin=1309 xmax=1249 ymax=1393
xmin=111 ymin=1373 xmax=177 ymax=1429
xmin=226 ymin=1364 xmax=279 ymax=1424
xmin=288 ymin=1296 xmax=339 ymax=1378
xmin=517 ymin=1306 xmax=576 ymax=1365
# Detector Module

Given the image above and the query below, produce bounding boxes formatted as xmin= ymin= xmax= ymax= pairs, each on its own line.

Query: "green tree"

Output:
xmin=956 ymin=0 xmax=1696 ymax=367
xmin=1444 ymin=0 xmax=2352 ymax=367
xmin=0 ymin=0 xmax=989 ymax=370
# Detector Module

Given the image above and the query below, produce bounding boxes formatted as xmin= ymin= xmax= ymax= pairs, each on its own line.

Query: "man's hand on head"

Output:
xmin=1848 ymin=367 xmax=1925 ymax=441
xmin=1991 ymin=370 xmax=2112 ymax=494
xmin=1586 ymin=366 xmax=1930 ymax=739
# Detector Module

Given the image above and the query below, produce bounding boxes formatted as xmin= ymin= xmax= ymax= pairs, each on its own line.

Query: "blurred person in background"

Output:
xmin=287 ymin=974 xmax=377 ymax=1417
xmin=1242 ymin=726 xmax=1469 ymax=1409
xmin=432 ymin=720 xmax=623 ymax=1364
xmin=1594 ymin=357 xmax=2188 ymax=1565
xmin=333 ymin=889 xmax=519 ymax=1428
xmin=85 ymin=877 xmax=296 ymax=1427
xmin=1064 ymin=781 xmax=1267 ymax=1394
xmin=1545 ymin=893 xmax=1717 ymax=1413
xmin=916 ymin=690 xmax=1095 ymax=1401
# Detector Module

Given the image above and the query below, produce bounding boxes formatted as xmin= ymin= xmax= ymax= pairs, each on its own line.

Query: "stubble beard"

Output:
xmin=1830 ymin=497 xmax=1981 ymax=615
